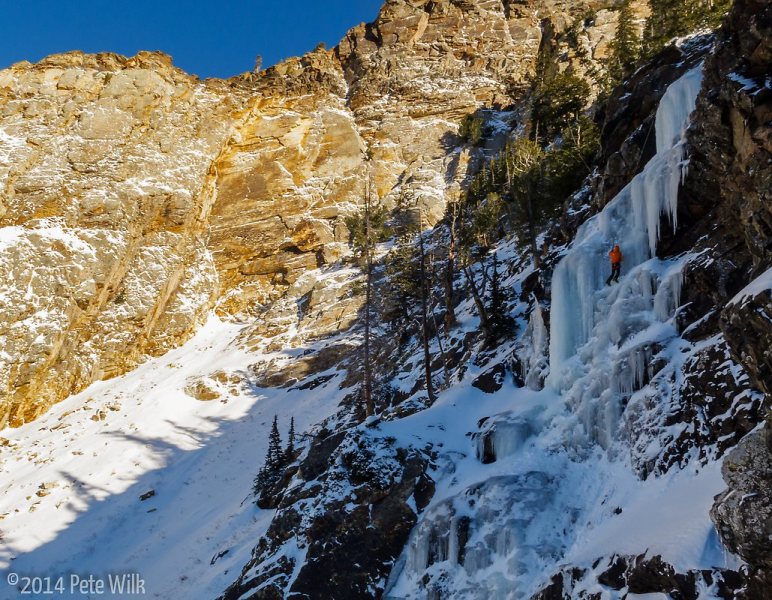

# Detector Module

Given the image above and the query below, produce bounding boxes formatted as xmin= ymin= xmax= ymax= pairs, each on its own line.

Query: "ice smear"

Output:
xmin=548 ymin=66 xmax=702 ymax=396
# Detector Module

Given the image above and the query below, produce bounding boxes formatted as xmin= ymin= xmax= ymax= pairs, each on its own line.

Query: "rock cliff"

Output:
xmin=0 ymin=0 xmax=635 ymax=426
xmin=0 ymin=52 xmax=237 ymax=427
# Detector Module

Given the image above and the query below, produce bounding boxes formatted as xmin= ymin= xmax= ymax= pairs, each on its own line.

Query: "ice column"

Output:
xmin=547 ymin=67 xmax=703 ymax=390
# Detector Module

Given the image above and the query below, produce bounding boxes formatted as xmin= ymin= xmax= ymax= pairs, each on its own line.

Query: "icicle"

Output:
xmin=547 ymin=66 xmax=703 ymax=392
xmin=654 ymin=266 xmax=684 ymax=321
xmin=447 ymin=516 xmax=459 ymax=566
xmin=523 ymin=297 xmax=549 ymax=391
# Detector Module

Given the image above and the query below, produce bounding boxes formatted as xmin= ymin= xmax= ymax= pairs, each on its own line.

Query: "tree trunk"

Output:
xmin=463 ymin=264 xmax=490 ymax=338
xmin=363 ymin=177 xmax=374 ymax=417
xmin=417 ymin=229 xmax=436 ymax=403
xmin=526 ymin=175 xmax=542 ymax=269
xmin=444 ymin=202 xmax=458 ymax=331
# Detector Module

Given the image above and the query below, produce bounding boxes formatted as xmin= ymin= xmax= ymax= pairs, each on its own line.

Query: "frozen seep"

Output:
xmin=475 ymin=414 xmax=536 ymax=463
xmin=523 ymin=299 xmax=549 ymax=391
xmin=386 ymin=66 xmax=706 ymax=600
xmin=386 ymin=474 xmax=570 ymax=600
xmin=547 ymin=66 xmax=703 ymax=447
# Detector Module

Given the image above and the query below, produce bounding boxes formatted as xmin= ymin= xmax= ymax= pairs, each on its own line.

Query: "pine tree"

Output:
xmin=455 ymin=226 xmax=492 ymax=342
xmin=253 ymin=415 xmax=284 ymax=496
xmin=643 ymin=0 xmax=731 ymax=58
xmin=345 ymin=172 xmax=390 ymax=418
xmin=284 ymin=417 xmax=295 ymax=462
xmin=505 ymin=137 xmax=545 ymax=267
xmin=384 ymin=228 xmax=422 ymax=324
xmin=444 ymin=198 xmax=460 ymax=331
xmin=530 ymin=71 xmax=591 ymax=140
xmin=383 ymin=215 xmax=436 ymax=403
xmin=487 ymin=252 xmax=512 ymax=342
xmin=470 ymin=193 xmax=506 ymax=250
xmin=643 ymin=0 xmax=682 ymax=56
xmin=458 ymin=113 xmax=485 ymax=145
xmin=543 ymin=116 xmax=600 ymax=202
xmin=608 ymin=0 xmax=640 ymax=84
xmin=267 ymin=415 xmax=282 ymax=469
xmin=416 ymin=220 xmax=436 ymax=404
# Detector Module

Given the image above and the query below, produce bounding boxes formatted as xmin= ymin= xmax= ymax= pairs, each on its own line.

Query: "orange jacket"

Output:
xmin=609 ymin=246 xmax=623 ymax=264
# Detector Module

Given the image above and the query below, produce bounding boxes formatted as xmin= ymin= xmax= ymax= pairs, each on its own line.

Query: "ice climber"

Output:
xmin=606 ymin=245 xmax=623 ymax=285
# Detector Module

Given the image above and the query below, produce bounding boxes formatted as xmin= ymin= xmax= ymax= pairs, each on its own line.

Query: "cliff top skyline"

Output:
xmin=0 ymin=0 xmax=383 ymax=78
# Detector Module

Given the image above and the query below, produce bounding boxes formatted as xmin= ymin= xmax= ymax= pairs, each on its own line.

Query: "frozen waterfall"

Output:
xmin=385 ymin=66 xmax=706 ymax=600
xmin=547 ymin=66 xmax=703 ymax=396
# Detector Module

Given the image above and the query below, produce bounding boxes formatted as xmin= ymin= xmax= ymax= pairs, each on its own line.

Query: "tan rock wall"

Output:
xmin=208 ymin=51 xmax=368 ymax=315
xmin=0 ymin=0 xmax=648 ymax=424
xmin=0 ymin=52 xmax=238 ymax=426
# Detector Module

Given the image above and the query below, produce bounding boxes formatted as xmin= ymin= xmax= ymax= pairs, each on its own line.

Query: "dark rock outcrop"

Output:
xmin=721 ymin=287 xmax=772 ymax=403
xmin=711 ymin=430 xmax=772 ymax=596
xmin=220 ymin=424 xmax=434 ymax=599
xmin=531 ymin=554 xmax=750 ymax=600
xmin=680 ymin=0 xmax=771 ymax=273
xmin=672 ymin=0 xmax=772 ymax=595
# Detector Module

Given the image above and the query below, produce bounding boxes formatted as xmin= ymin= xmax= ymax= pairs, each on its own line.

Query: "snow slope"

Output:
xmin=0 ymin=316 xmax=346 ymax=599
xmin=382 ymin=378 xmax=736 ymax=599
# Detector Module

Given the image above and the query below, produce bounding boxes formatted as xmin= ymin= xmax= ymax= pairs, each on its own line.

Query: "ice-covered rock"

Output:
xmin=386 ymin=473 xmax=574 ymax=600
xmin=547 ymin=66 xmax=703 ymax=449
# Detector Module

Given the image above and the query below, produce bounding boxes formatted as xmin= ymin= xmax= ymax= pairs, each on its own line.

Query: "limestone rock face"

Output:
xmin=0 ymin=0 xmax=642 ymax=425
xmin=0 ymin=51 xmax=238 ymax=427
xmin=337 ymin=0 xmax=623 ymax=223
xmin=208 ymin=49 xmax=367 ymax=315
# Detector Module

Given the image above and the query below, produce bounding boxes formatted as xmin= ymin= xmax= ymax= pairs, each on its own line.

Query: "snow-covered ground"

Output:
xmin=0 ymin=316 xmax=345 ymax=599
xmin=382 ymin=376 xmax=737 ymax=599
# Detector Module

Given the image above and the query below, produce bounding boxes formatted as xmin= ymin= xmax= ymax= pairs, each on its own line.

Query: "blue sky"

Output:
xmin=0 ymin=1 xmax=384 ymax=78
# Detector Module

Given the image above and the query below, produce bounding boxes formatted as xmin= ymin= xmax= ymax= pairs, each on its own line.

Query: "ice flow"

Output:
xmin=385 ymin=66 xmax=706 ymax=600
xmin=547 ymin=66 xmax=703 ymax=396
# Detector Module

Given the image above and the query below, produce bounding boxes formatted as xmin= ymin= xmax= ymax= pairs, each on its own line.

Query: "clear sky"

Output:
xmin=0 ymin=0 xmax=385 ymax=78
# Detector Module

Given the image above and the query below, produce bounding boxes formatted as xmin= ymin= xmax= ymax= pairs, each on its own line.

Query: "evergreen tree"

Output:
xmin=444 ymin=198 xmax=460 ymax=331
xmin=384 ymin=228 xmax=423 ymax=325
xmin=253 ymin=415 xmax=284 ymax=496
xmin=505 ymin=137 xmax=545 ymax=266
xmin=470 ymin=193 xmax=506 ymax=250
xmin=458 ymin=113 xmax=485 ymax=145
xmin=416 ymin=222 xmax=436 ymax=404
xmin=265 ymin=415 xmax=284 ymax=480
xmin=608 ymin=0 xmax=640 ymax=84
xmin=530 ymin=71 xmax=591 ymax=140
xmin=487 ymin=252 xmax=512 ymax=342
xmin=383 ymin=215 xmax=436 ymax=403
xmin=643 ymin=0 xmax=732 ymax=57
xmin=284 ymin=417 xmax=295 ymax=462
xmin=543 ymin=116 xmax=600 ymax=202
xmin=345 ymin=173 xmax=390 ymax=418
